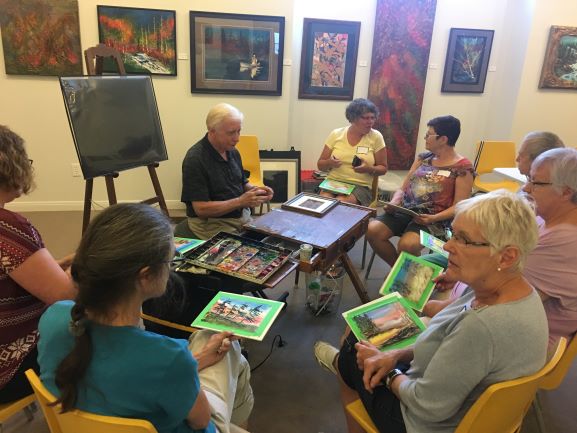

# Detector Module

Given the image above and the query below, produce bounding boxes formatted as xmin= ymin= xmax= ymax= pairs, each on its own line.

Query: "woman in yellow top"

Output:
xmin=317 ymin=98 xmax=388 ymax=206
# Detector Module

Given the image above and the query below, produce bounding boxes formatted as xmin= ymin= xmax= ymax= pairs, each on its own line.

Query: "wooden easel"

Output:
xmin=81 ymin=44 xmax=170 ymax=233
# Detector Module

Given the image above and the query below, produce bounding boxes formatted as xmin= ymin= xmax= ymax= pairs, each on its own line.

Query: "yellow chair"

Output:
xmin=140 ymin=312 xmax=198 ymax=335
xmin=533 ymin=333 xmax=577 ymax=433
xmin=473 ymin=140 xmax=520 ymax=193
xmin=345 ymin=399 xmax=378 ymax=433
xmin=0 ymin=393 xmax=35 ymax=431
xmin=25 ymin=369 xmax=157 ymax=433
xmin=236 ymin=135 xmax=270 ymax=215
xmin=345 ymin=337 xmax=567 ymax=433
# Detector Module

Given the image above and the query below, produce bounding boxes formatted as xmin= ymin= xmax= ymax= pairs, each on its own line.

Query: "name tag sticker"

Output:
xmin=356 ymin=146 xmax=369 ymax=155
xmin=437 ymin=170 xmax=451 ymax=177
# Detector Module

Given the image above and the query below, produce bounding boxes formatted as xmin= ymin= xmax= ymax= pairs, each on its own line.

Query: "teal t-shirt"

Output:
xmin=38 ymin=301 xmax=216 ymax=433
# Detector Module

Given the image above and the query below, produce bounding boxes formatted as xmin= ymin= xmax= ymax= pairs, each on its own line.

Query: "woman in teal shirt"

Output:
xmin=37 ymin=204 xmax=253 ymax=433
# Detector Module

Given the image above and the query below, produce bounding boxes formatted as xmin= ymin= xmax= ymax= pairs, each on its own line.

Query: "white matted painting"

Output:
xmin=259 ymin=150 xmax=301 ymax=207
xmin=281 ymin=192 xmax=338 ymax=217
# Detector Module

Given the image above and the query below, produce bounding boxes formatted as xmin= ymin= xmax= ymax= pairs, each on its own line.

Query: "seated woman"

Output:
xmin=37 ymin=204 xmax=253 ymax=433
xmin=428 ymin=148 xmax=577 ymax=350
xmin=316 ymin=98 xmax=387 ymax=206
xmin=0 ymin=125 xmax=75 ymax=404
xmin=515 ymin=130 xmax=564 ymax=176
xmin=315 ymin=190 xmax=548 ymax=433
xmin=366 ymin=115 xmax=474 ymax=267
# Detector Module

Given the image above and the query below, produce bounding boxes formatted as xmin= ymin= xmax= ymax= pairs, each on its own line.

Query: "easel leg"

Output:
xmin=148 ymin=163 xmax=169 ymax=216
xmin=341 ymin=253 xmax=369 ymax=303
xmin=82 ymin=179 xmax=93 ymax=234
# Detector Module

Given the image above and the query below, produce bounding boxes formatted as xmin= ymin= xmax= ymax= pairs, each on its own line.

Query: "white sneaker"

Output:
xmin=314 ymin=341 xmax=339 ymax=375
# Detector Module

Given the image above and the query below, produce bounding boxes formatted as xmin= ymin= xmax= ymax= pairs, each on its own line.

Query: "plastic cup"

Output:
xmin=300 ymin=243 xmax=313 ymax=261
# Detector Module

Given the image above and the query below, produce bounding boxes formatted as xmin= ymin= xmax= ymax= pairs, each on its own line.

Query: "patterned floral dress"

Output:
xmin=402 ymin=151 xmax=474 ymax=215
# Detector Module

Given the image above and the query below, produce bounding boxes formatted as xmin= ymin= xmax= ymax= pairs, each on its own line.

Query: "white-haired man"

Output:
xmin=181 ymin=103 xmax=273 ymax=239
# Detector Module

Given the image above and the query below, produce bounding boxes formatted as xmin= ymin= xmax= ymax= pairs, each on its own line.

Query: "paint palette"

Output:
xmin=180 ymin=232 xmax=291 ymax=284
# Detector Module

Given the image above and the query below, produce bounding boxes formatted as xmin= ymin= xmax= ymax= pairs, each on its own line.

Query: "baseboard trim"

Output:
xmin=6 ymin=200 xmax=186 ymax=212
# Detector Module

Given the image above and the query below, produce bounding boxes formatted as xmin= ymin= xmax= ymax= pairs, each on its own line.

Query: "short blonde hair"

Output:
xmin=0 ymin=125 xmax=34 ymax=194
xmin=206 ymin=103 xmax=244 ymax=131
xmin=521 ymin=131 xmax=564 ymax=162
xmin=454 ymin=189 xmax=538 ymax=270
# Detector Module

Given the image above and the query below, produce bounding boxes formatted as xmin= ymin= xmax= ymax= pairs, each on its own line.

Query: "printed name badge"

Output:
xmin=356 ymin=146 xmax=369 ymax=155
xmin=437 ymin=170 xmax=451 ymax=177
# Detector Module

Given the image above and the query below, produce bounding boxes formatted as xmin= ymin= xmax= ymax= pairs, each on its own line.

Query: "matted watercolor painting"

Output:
xmin=191 ymin=292 xmax=284 ymax=341
xmin=379 ymin=252 xmax=443 ymax=311
xmin=343 ymin=293 xmax=426 ymax=351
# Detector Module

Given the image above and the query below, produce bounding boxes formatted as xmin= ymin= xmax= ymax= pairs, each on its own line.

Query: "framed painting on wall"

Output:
xmin=441 ymin=28 xmax=494 ymax=93
xmin=0 ymin=0 xmax=82 ymax=76
xmin=97 ymin=6 xmax=177 ymax=76
xmin=539 ymin=26 xmax=577 ymax=90
xmin=190 ymin=11 xmax=285 ymax=95
xmin=298 ymin=18 xmax=361 ymax=100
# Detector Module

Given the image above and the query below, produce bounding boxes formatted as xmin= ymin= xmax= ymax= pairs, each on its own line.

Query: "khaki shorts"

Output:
xmin=187 ymin=208 xmax=252 ymax=240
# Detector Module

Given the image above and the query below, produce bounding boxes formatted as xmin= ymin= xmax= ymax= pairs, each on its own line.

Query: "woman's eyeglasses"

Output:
xmin=525 ymin=176 xmax=553 ymax=187
xmin=447 ymin=232 xmax=491 ymax=247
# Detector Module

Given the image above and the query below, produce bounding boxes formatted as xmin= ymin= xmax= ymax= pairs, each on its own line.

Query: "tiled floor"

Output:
xmin=2 ymin=209 xmax=575 ymax=433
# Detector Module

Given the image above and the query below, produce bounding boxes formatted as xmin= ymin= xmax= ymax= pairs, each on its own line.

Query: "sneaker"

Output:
xmin=314 ymin=341 xmax=339 ymax=375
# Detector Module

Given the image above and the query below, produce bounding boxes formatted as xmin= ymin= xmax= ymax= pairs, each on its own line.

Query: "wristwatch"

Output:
xmin=384 ymin=368 xmax=403 ymax=389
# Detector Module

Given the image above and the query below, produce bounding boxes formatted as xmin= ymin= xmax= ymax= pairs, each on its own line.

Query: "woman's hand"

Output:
xmin=194 ymin=332 xmax=238 ymax=371
xmin=433 ymin=272 xmax=457 ymax=292
xmin=414 ymin=214 xmax=438 ymax=226
xmin=355 ymin=340 xmax=380 ymax=369
xmin=57 ymin=253 xmax=75 ymax=270
xmin=362 ymin=351 xmax=398 ymax=393
xmin=326 ymin=155 xmax=342 ymax=169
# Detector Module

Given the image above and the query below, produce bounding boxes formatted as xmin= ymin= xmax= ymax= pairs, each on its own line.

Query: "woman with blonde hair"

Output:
xmin=315 ymin=190 xmax=548 ymax=433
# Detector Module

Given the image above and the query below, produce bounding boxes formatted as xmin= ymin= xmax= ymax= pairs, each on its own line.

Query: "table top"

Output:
xmin=245 ymin=202 xmax=373 ymax=249
xmin=493 ymin=167 xmax=526 ymax=183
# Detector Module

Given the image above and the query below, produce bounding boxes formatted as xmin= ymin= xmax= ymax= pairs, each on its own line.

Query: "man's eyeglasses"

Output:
xmin=525 ymin=177 xmax=553 ymax=187
xmin=448 ymin=232 xmax=491 ymax=247
xmin=424 ymin=133 xmax=439 ymax=139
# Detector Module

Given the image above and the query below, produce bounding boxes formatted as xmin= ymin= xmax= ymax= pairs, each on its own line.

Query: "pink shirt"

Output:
xmin=524 ymin=222 xmax=577 ymax=346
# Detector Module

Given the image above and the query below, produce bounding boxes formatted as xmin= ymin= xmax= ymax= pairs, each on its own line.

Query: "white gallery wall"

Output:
xmin=0 ymin=0 xmax=575 ymax=212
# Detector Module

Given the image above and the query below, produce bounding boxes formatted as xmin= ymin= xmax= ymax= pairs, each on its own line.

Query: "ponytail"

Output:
xmin=52 ymin=303 xmax=92 ymax=412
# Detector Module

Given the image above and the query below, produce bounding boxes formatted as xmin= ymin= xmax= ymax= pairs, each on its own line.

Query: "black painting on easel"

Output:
xmin=60 ymin=75 xmax=168 ymax=179
xmin=61 ymin=46 xmax=170 ymax=233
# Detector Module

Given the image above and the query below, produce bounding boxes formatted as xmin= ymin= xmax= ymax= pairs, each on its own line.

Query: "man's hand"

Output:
xmin=239 ymin=187 xmax=272 ymax=208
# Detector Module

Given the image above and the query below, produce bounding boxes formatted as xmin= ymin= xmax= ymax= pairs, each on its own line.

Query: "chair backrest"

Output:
xmin=24 ymin=369 xmax=157 ymax=433
xmin=455 ymin=337 xmax=567 ymax=433
xmin=84 ymin=43 xmax=126 ymax=75
xmin=236 ymin=135 xmax=264 ymax=187
xmin=474 ymin=141 xmax=517 ymax=175
xmin=540 ymin=333 xmax=577 ymax=390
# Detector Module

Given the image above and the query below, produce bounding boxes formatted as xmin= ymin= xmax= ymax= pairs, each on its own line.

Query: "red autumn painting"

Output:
xmin=97 ymin=6 xmax=176 ymax=75
xmin=0 ymin=0 xmax=82 ymax=76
